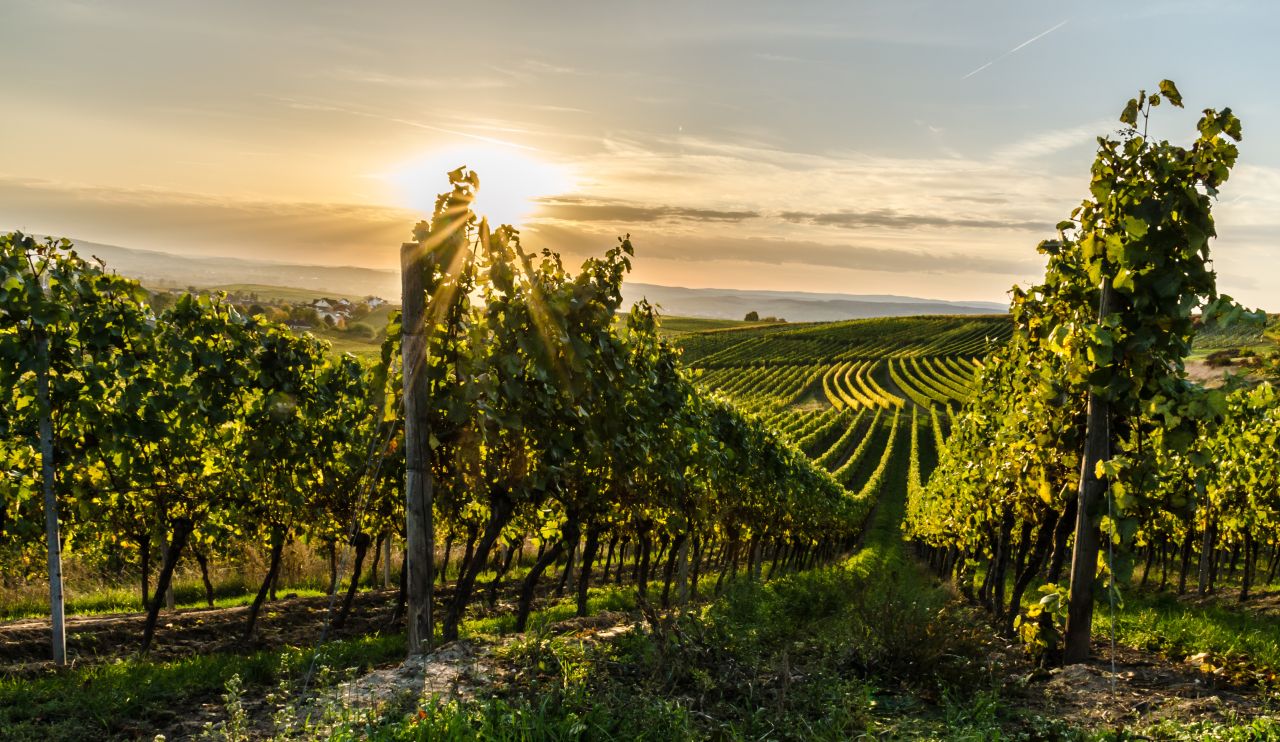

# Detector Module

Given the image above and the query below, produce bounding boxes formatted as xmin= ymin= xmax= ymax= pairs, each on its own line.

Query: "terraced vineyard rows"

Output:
xmin=682 ymin=315 xmax=1011 ymax=367
xmin=680 ymin=316 xmax=1008 ymax=429
xmin=672 ymin=314 xmax=1009 ymax=545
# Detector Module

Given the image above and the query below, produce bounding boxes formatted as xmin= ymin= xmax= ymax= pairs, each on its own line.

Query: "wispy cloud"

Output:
xmin=519 ymin=59 xmax=582 ymax=76
xmin=328 ymin=67 xmax=510 ymax=90
xmin=962 ymin=19 xmax=1068 ymax=79
xmin=995 ymin=118 xmax=1112 ymax=161
xmin=753 ymin=52 xmax=809 ymax=63
xmin=522 ymin=103 xmax=592 ymax=114
xmin=537 ymin=197 xmax=759 ymax=224
xmin=527 ymin=223 xmax=1037 ymax=276
xmin=275 ymin=97 xmax=541 ymax=151
xmin=779 ymin=209 xmax=1051 ymax=232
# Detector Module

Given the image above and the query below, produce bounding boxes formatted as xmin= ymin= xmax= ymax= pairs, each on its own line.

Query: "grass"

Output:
xmin=610 ymin=313 xmax=757 ymax=336
xmin=0 ymin=540 xmax=563 ymax=622
xmin=1 ymin=580 xmax=334 ymax=621
xmin=11 ymin=419 xmax=1280 ymax=738
xmin=1110 ymin=588 xmax=1280 ymax=683
xmin=460 ymin=586 xmax=637 ymax=639
xmin=655 ymin=316 xmax=754 ymax=334
xmin=963 ymin=535 xmax=1280 ymax=685
xmin=310 ymin=328 xmax=384 ymax=359
xmin=353 ymin=304 xmax=396 ymax=331
xmin=0 ymin=632 xmax=406 ymax=741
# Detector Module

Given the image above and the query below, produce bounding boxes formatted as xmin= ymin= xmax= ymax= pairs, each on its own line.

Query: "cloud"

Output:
xmin=273 ymin=97 xmax=541 ymax=151
xmin=753 ymin=52 xmax=809 ymax=63
xmin=536 ymin=197 xmax=759 ymax=224
xmin=778 ymin=209 xmax=1052 ymax=232
xmin=516 ymin=59 xmax=582 ymax=76
xmin=995 ymin=119 xmax=1113 ymax=161
xmin=327 ymin=67 xmax=510 ymax=90
xmin=525 ymin=223 xmax=1038 ymax=276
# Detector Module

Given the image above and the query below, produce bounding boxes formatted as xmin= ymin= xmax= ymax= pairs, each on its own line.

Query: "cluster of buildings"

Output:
xmin=287 ymin=295 xmax=388 ymax=330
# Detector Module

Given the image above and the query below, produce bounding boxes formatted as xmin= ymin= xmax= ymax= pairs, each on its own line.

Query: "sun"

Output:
xmin=383 ymin=145 xmax=571 ymax=228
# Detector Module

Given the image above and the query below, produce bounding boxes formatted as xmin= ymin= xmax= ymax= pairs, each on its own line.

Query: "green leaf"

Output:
xmin=1120 ymin=98 xmax=1140 ymax=127
xmin=1158 ymin=79 xmax=1183 ymax=108
xmin=1122 ymin=216 xmax=1148 ymax=239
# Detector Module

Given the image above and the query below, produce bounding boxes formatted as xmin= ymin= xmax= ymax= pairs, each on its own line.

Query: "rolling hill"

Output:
xmin=41 ymin=236 xmax=1007 ymax=322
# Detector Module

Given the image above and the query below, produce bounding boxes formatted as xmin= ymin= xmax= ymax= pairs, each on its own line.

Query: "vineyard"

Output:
xmin=4 ymin=83 xmax=1280 ymax=740
xmin=672 ymin=316 xmax=1011 ymax=509
xmin=0 ymin=174 xmax=948 ymax=737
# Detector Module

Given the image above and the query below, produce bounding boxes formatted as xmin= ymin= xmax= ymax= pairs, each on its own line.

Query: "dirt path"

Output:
xmin=1003 ymin=638 xmax=1273 ymax=732
xmin=0 ymin=590 xmax=402 ymax=673
xmin=0 ymin=578 xmax=552 ymax=675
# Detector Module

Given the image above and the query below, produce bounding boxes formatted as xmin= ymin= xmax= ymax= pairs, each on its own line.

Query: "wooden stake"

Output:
xmin=1063 ymin=280 xmax=1114 ymax=665
xmin=37 ymin=328 xmax=67 ymax=666
xmin=401 ymin=241 xmax=434 ymax=655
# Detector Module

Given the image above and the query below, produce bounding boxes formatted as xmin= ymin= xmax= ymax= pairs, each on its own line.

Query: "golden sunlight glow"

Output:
xmin=383 ymin=146 xmax=572 ymax=228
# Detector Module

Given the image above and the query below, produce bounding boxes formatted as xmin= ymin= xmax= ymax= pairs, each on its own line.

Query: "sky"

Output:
xmin=2 ymin=0 xmax=1278 ymax=307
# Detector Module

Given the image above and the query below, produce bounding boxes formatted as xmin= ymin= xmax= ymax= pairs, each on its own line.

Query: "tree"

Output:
xmin=744 ymin=311 xmax=759 ymax=322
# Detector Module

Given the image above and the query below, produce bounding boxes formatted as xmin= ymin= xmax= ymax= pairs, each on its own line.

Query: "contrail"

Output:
xmin=963 ymin=19 xmax=1069 ymax=80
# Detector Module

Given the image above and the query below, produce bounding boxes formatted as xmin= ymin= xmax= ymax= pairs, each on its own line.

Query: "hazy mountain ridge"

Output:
xmin=623 ymin=283 xmax=1006 ymax=322
xmin=44 ymin=236 xmax=1007 ymax=320
xmin=51 ymin=238 xmax=401 ymax=298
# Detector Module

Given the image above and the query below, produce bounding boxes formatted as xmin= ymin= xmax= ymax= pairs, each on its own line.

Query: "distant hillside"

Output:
xmin=673 ymin=315 xmax=1012 ymax=366
xmin=623 ymin=283 xmax=1006 ymax=323
xmin=50 ymin=238 xmax=399 ymax=298
xmin=45 ymin=237 xmax=1006 ymax=321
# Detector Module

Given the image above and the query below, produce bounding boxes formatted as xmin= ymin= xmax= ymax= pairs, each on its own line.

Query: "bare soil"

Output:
xmin=0 ymin=578 xmax=548 ymax=676
xmin=0 ymin=589 xmax=402 ymax=674
xmin=1184 ymin=359 xmax=1235 ymax=387
xmin=1010 ymin=638 xmax=1275 ymax=732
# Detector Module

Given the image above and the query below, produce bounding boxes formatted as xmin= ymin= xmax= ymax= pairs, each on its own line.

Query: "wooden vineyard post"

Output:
xmin=401 ymin=241 xmax=435 ymax=655
xmin=36 ymin=326 xmax=67 ymax=666
xmin=1063 ymin=279 xmax=1114 ymax=664
xmin=383 ymin=536 xmax=391 ymax=588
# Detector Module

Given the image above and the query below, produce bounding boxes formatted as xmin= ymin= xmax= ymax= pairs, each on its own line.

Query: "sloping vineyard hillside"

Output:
xmin=666 ymin=316 xmax=1012 ymax=549
xmin=677 ymin=315 xmax=1011 ymax=430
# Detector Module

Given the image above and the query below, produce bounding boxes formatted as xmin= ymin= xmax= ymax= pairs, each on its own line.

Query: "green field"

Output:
xmin=206 ymin=283 xmax=378 ymax=304
xmin=1189 ymin=312 xmax=1280 ymax=357
xmin=654 ymin=315 xmax=759 ymax=334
